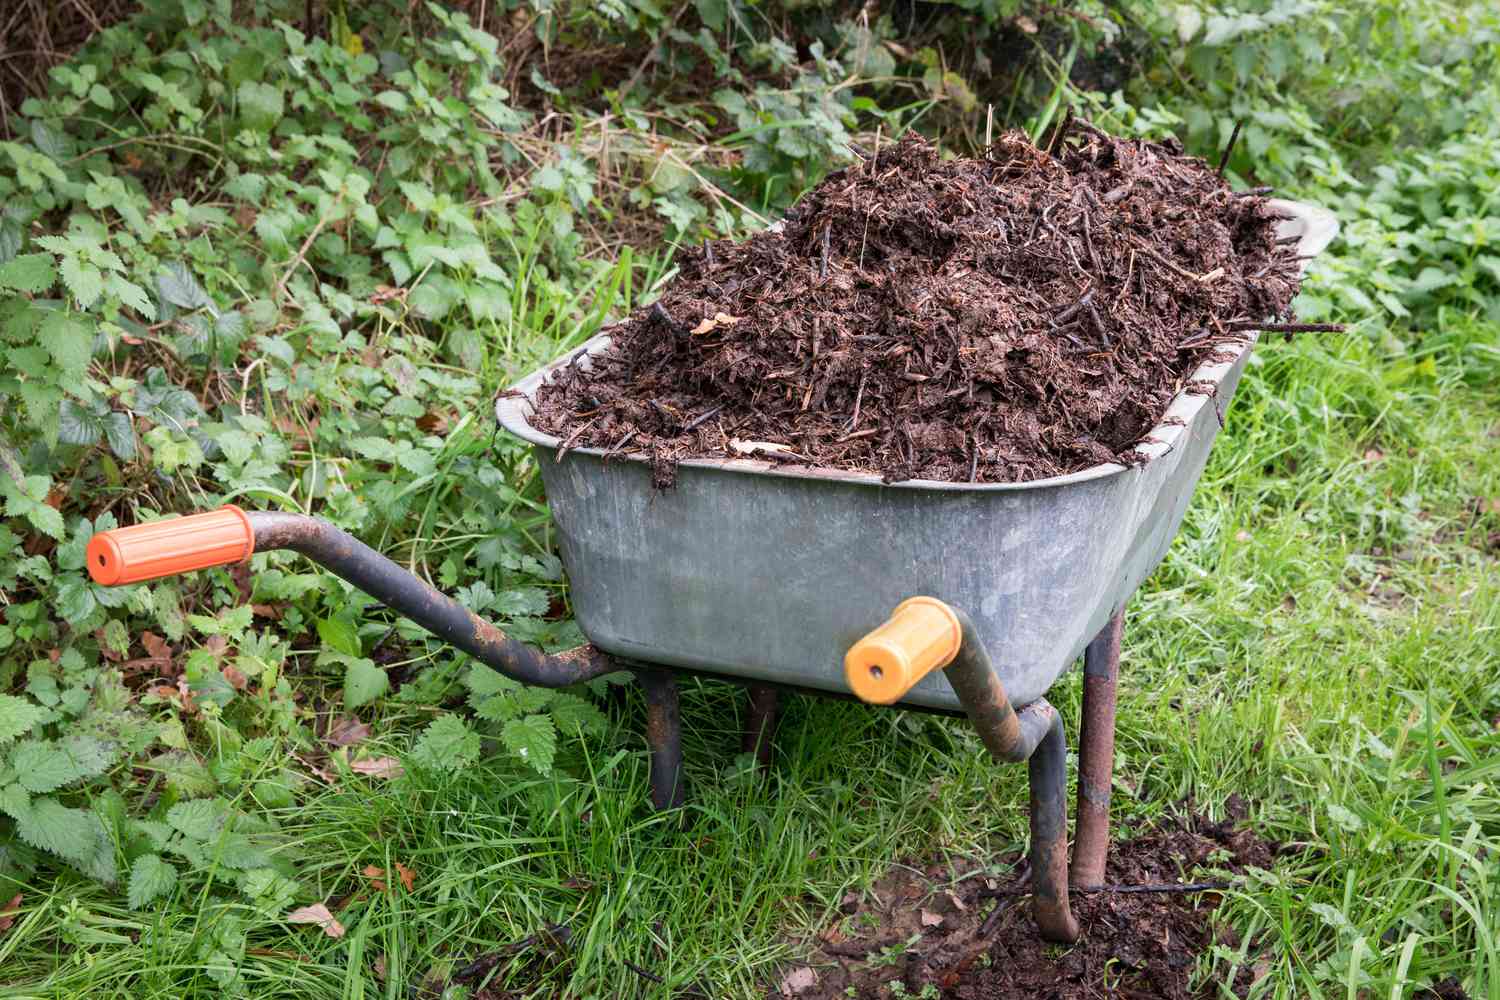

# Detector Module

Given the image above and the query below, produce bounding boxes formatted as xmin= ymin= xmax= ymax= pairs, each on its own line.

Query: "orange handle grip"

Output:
xmin=844 ymin=597 xmax=963 ymax=705
xmin=86 ymin=506 xmax=254 ymax=586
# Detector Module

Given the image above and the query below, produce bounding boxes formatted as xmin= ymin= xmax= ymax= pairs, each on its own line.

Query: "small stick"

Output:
xmin=1053 ymin=289 xmax=1095 ymax=326
xmin=1081 ymin=211 xmax=1101 ymax=274
xmin=555 ymin=417 xmax=597 ymax=462
xmin=681 ymin=405 xmax=722 ymax=433
xmin=1198 ymin=266 xmax=1225 ymax=284
xmin=1102 ymin=182 xmax=1134 ymax=205
xmin=702 ymin=239 xmax=715 ymax=268
xmin=985 ymin=103 xmax=994 ymax=149
xmin=1234 ymin=186 xmax=1273 ymax=197
xmin=1216 ymin=119 xmax=1244 ymax=177
xmin=623 ymin=960 xmax=664 ymax=984
xmin=1226 ymin=322 xmax=1345 ymax=333
xmin=1274 ymin=234 xmax=1301 ymax=245
xmin=968 ymin=441 xmax=980 ymax=483
xmin=604 ymin=428 xmax=637 ymax=457
xmin=1046 ymin=104 xmax=1074 ymax=156
xmin=819 ymin=222 xmax=831 ymax=280
xmin=846 ymin=369 xmax=867 ymax=431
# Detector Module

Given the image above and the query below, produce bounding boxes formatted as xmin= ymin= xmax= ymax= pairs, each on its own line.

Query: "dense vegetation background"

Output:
xmin=0 ymin=1 xmax=1497 ymax=996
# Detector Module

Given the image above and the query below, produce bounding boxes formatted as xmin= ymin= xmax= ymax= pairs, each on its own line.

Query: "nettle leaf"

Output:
xmin=128 ymin=853 xmax=178 ymax=909
xmin=409 ymin=714 xmax=479 ymax=773
xmin=343 ymin=658 xmax=388 ymax=710
xmin=166 ymin=798 xmax=227 ymax=841
xmin=0 ymin=694 xmax=46 ymax=743
xmin=0 ymin=253 xmax=55 ymax=293
xmin=10 ymin=737 xmax=110 ymax=793
xmin=60 ymin=255 xmax=104 ymax=309
xmin=548 ymin=692 xmax=609 ymax=738
xmin=500 ymin=715 xmax=557 ymax=775
xmin=40 ymin=310 xmax=94 ymax=377
xmin=15 ymin=798 xmax=97 ymax=862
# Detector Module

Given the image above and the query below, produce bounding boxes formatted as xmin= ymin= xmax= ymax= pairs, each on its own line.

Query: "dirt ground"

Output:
xmin=774 ymin=803 xmax=1280 ymax=999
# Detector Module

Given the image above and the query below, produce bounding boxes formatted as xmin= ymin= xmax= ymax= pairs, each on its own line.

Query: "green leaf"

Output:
xmin=60 ymin=256 xmax=104 ymax=309
xmin=11 ymin=736 xmax=116 ymax=792
xmin=0 ymin=783 xmax=28 ymax=819
xmin=166 ymin=798 xmax=226 ymax=841
xmin=0 ymin=694 xmax=46 ymax=743
xmin=15 ymin=798 xmax=97 ymax=861
xmin=88 ymin=84 xmax=115 ymax=110
xmin=0 ymin=253 xmax=55 ymax=293
xmin=236 ymin=80 xmax=284 ymax=133
xmin=128 ymin=853 xmax=178 ymax=908
xmin=316 ymin=616 xmax=361 ymax=657
xmin=500 ymin=715 xmax=557 ymax=776
xmin=40 ymin=310 xmax=94 ymax=377
xmin=58 ymin=400 xmax=104 ymax=448
xmin=343 ymin=658 xmax=388 ymax=710
xmin=409 ymin=714 xmax=480 ymax=773
xmin=548 ymin=692 xmax=609 ymax=738
xmin=157 ymin=262 xmax=210 ymax=311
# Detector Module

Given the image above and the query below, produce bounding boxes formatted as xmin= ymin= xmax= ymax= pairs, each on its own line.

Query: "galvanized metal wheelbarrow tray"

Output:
xmin=85 ymin=199 xmax=1337 ymax=943
xmin=496 ymin=199 xmax=1338 ymax=712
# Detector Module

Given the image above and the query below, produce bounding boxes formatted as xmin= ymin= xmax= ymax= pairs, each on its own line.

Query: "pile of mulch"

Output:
xmin=531 ymin=122 xmax=1312 ymax=486
xmin=776 ymin=805 xmax=1278 ymax=1000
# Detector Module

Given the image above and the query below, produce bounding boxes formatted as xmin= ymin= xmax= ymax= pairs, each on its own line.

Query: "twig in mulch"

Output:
xmin=681 ymin=405 xmax=722 ymax=433
xmin=1217 ymin=120 xmax=1244 ymax=176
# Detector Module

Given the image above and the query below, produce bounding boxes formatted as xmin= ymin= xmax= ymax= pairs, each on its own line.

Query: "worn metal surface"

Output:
xmin=497 ymin=201 xmax=1337 ymax=711
xmin=741 ymin=686 xmax=779 ymax=768
xmin=1026 ymin=710 xmax=1081 ymax=943
xmin=245 ymin=512 xmax=618 ymax=688
xmin=639 ymin=668 xmax=685 ymax=810
xmin=1071 ymin=609 xmax=1123 ymax=889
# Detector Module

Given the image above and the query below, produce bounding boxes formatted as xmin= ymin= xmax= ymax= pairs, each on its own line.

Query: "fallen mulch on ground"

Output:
xmin=532 ymin=123 xmax=1311 ymax=486
xmin=774 ymin=806 xmax=1281 ymax=1000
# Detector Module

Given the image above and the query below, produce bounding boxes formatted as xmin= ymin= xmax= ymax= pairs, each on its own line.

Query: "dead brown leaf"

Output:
xmin=223 ymin=665 xmax=249 ymax=691
xmin=1364 ymin=448 xmax=1385 ymax=462
xmin=350 ymin=757 xmax=404 ymax=779
xmin=780 ymin=965 xmax=817 ymax=996
xmin=0 ymin=893 xmax=20 ymax=935
xmin=394 ymin=862 xmax=416 ymax=892
xmin=919 ymin=908 xmax=943 ymax=927
xmin=251 ymin=603 xmax=284 ymax=620
xmin=287 ymin=903 xmax=345 ymax=938
xmin=362 ymin=864 xmax=388 ymax=891
xmin=326 ymin=717 xmax=371 ymax=747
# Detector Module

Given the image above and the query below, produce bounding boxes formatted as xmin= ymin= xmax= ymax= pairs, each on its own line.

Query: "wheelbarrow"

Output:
xmin=85 ymin=199 xmax=1337 ymax=943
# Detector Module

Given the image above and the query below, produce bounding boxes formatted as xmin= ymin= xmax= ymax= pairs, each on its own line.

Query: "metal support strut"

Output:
xmin=1072 ymin=609 xmax=1122 ymax=889
xmin=944 ymin=609 xmax=1082 ymax=943
xmin=741 ymin=686 xmax=780 ymax=768
xmin=639 ymin=669 xmax=685 ymax=811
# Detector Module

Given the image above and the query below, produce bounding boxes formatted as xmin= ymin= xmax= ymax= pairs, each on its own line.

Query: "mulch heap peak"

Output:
xmin=531 ymin=120 xmax=1323 ymax=487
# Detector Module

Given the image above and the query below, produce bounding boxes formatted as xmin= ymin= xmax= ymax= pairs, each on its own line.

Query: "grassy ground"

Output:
xmin=3 ymin=291 xmax=1497 ymax=998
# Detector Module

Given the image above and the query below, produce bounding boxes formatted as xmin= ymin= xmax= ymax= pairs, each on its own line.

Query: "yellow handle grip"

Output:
xmin=844 ymin=597 xmax=962 ymax=704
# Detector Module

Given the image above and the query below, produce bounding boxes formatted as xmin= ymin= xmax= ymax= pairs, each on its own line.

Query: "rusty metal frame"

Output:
xmin=1072 ymin=609 xmax=1123 ymax=889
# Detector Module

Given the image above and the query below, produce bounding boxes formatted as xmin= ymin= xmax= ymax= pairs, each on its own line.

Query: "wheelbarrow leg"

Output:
xmin=741 ymin=685 xmax=779 ymax=769
xmin=1072 ymin=608 xmax=1123 ymax=889
xmin=1027 ymin=706 xmax=1081 ymax=943
xmin=639 ymin=668 xmax=685 ymax=810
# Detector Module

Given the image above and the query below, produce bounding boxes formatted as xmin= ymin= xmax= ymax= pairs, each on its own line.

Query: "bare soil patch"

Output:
xmin=774 ymin=806 xmax=1280 ymax=999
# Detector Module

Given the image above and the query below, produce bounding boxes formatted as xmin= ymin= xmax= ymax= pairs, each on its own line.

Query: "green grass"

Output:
xmin=3 ymin=297 xmax=1498 ymax=999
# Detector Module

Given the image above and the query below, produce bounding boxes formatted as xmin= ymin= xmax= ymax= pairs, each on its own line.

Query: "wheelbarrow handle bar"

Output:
xmin=87 ymin=507 xmax=616 ymax=689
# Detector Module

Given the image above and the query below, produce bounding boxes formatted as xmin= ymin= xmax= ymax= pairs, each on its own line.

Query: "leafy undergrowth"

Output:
xmin=1 ymin=0 xmax=1499 ymax=997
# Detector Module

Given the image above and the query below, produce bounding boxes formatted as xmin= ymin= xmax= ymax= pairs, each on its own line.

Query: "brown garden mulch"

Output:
xmin=532 ymin=122 xmax=1318 ymax=487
